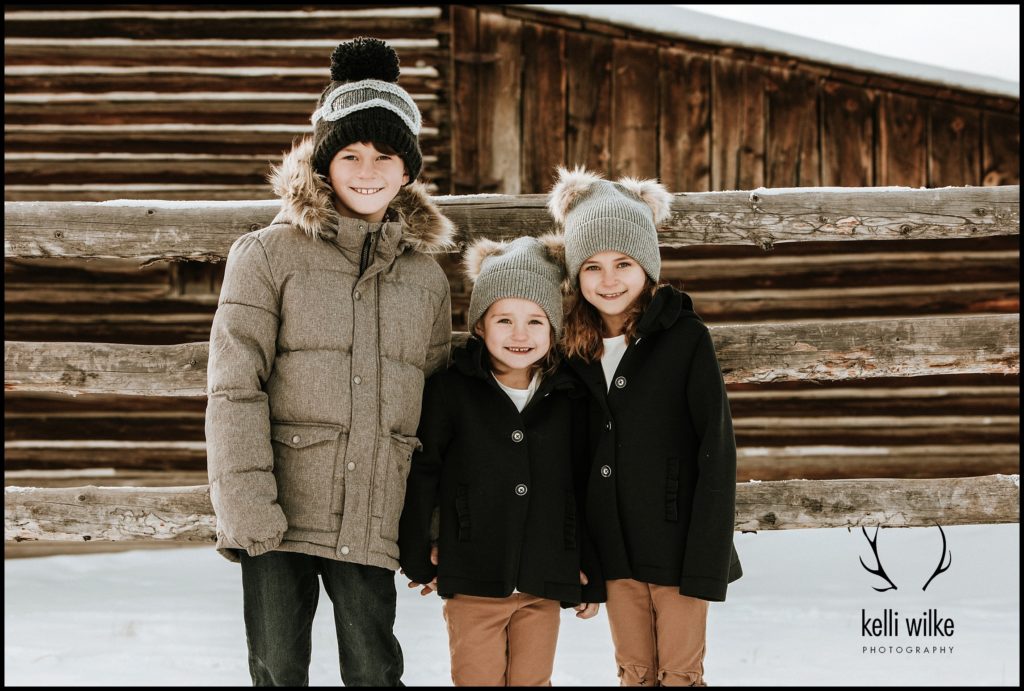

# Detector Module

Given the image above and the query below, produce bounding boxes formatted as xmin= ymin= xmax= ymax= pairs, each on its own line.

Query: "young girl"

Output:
xmin=549 ymin=166 xmax=743 ymax=687
xmin=398 ymin=235 xmax=602 ymax=686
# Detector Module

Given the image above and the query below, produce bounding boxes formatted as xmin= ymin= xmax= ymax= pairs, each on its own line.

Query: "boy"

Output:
xmin=205 ymin=37 xmax=454 ymax=686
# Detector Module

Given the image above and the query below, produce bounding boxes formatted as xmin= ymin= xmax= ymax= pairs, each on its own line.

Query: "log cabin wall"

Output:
xmin=450 ymin=5 xmax=1019 ymax=194
xmin=4 ymin=5 xmax=1020 ymax=556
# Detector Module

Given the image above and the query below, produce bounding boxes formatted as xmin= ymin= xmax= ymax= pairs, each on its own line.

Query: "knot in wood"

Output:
xmin=249 ymin=224 xmax=260 ymax=232
xmin=899 ymin=224 xmax=912 ymax=236
xmin=54 ymin=230 xmax=64 ymax=239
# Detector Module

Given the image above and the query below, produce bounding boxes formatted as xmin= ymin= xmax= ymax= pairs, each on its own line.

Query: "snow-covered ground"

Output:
xmin=5 ymin=524 xmax=1019 ymax=686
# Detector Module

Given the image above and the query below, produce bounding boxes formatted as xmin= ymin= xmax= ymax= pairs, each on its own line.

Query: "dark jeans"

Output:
xmin=238 ymin=550 xmax=404 ymax=687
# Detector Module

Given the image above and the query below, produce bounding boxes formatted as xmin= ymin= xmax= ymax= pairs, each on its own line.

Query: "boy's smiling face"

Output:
xmin=328 ymin=141 xmax=409 ymax=222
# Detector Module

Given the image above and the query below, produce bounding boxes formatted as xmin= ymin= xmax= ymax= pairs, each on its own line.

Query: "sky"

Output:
xmin=677 ymin=4 xmax=1020 ymax=83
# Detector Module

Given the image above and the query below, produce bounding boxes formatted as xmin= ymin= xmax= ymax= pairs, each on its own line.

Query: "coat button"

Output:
xmin=600 ymin=465 xmax=612 ymax=478
xmin=291 ymin=434 xmax=301 ymax=444
xmin=514 ymin=483 xmax=528 ymax=496
xmin=353 ymin=375 xmax=362 ymax=385
xmin=347 ymin=462 xmax=355 ymax=471
xmin=354 ymin=290 xmax=361 ymax=301
xmin=340 ymin=546 xmax=350 ymax=555
xmin=605 ymin=421 xmax=613 ymax=431
xmin=614 ymin=376 xmax=627 ymax=389
xmin=511 ymin=430 xmax=524 ymax=442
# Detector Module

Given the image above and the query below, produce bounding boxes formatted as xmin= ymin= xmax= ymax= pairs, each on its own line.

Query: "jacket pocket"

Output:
xmin=665 ymin=456 xmax=680 ymax=522
xmin=270 ymin=422 xmax=347 ymax=532
xmin=564 ymin=490 xmax=577 ymax=550
xmin=376 ymin=432 xmax=421 ymax=542
xmin=455 ymin=484 xmax=471 ymax=542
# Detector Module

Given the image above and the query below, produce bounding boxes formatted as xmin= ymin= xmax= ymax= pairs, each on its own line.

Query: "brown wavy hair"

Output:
xmin=561 ymin=280 xmax=658 ymax=363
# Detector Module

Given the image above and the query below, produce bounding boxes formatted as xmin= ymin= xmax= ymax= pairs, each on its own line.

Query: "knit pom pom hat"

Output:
xmin=464 ymin=234 xmax=568 ymax=338
xmin=311 ymin=37 xmax=423 ymax=183
xmin=547 ymin=165 xmax=673 ymax=283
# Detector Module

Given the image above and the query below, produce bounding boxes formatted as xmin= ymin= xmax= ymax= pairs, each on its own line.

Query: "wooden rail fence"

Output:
xmin=4 ymin=185 xmax=1020 ymax=542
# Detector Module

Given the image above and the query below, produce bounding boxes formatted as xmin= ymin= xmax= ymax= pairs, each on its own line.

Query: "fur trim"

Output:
xmin=390 ymin=181 xmax=457 ymax=253
xmin=546 ymin=165 xmax=604 ymax=225
xmin=269 ymin=137 xmax=455 ymax=252
xmin=536 ymin=231 xmax=572 ymax=295
xmin=462 ymin=238 xmax=505 ymax=284
xmin=615 ymin=176 xmax=674 ymax=225
xmin=269 ymin=138 xmax=336 ymax=241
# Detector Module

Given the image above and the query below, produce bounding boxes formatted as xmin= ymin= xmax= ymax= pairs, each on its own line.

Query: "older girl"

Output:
xmin=550 ymin=166 xmax=743 ymax=687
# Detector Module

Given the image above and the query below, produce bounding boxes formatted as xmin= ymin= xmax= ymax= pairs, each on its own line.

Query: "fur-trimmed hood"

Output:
xmin=268 ymin=137 xmax=455 ymax=253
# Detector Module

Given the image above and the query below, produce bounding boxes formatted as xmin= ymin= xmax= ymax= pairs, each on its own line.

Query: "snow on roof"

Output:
xmin=524 ymin=4 xmax=1020 ymax=99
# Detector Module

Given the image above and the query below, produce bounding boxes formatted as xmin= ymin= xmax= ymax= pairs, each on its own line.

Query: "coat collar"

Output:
xmin=636 ymin=285 xmax=702 ymax=337
xmin=267 ymin=137 xmax=456 ymax=254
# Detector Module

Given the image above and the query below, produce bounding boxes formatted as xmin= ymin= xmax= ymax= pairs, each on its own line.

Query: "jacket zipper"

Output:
xmin=358 ymin=229 xmax=374 ymax=276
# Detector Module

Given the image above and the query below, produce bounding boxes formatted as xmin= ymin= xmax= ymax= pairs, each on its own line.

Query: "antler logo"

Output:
xmin=859 ymin=525 xmax=952 ymax=592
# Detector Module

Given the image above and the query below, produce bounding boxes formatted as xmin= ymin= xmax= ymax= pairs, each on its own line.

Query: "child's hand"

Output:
xmin=575 ymin=602 xmax=600 ymax=619
xmin=579 ymin=570 xmax=588 ymax=585
xmin=405 ymin=543 xmax=440 ymax=596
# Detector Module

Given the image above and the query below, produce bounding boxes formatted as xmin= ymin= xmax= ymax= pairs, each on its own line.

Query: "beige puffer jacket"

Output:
xmin=205 ymin=138 xmax=454 ymax=569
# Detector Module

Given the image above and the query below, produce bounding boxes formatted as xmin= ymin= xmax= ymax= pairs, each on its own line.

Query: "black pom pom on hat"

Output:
xmin=330 ymin=36 xmax=401 ymax=82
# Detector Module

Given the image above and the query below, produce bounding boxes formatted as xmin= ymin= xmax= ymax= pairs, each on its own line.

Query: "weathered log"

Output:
xmin=5 ymin=186 xmax=1018 ymax=260
xmin=5 ymin=484 xmax=216 ymax=542
xmin=3 ymin=93 xmax=443 ymax=127
xmin=6 ymin=474 xmax=1018 ymax=541
xmin=3 ymin=37 xmax=443 ymax=68
xmin=5 ymin=313 xmax=1018 ymax=395
xmin=736 ymin=444 xmax=1020 ymax=481
xmin=733 ymin=474 xmax=1019 ymax=531
xmin=3 ymin=7 xmax=446 ymax=41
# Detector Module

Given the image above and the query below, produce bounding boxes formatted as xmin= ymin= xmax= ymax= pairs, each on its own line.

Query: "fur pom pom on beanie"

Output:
xmin=464 ymin=234 xmax=568 ymax=338
xmin=547 ymin=165 xmax=673 ymax=283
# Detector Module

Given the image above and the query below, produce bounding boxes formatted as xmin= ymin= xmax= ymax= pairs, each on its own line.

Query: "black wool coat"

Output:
xmin=567 ymin=285 xmax=743 ymax=603
xmin=398 ymin=337 xmax=603 ymax=605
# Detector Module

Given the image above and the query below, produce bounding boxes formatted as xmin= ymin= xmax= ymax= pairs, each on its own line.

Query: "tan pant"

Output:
xmin=605 ymin=579 xmax=710 ymax=687
xmin=442 ymin=592 xmax=561 ymax=686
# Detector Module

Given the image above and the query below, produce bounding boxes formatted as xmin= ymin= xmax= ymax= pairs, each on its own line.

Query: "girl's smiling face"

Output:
xmin=475 ymin=298 xmax=552 ymax=385
xmin=578 ymin=251 xmax=648 ymax=335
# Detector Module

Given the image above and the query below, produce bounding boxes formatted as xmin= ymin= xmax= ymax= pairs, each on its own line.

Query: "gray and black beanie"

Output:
xmin=547 ymin=165 xmax=674 ymax=283
xmin=311 ymin=37 xmax=423 ymax=183
xmin=464 ymin=234 xmax=569 ymax=338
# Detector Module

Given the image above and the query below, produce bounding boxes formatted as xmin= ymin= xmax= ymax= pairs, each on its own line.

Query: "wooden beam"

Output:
xmin=6 ymin=474 xmax=1018 ymax=541
xmin=3 ymin=37 xmax=443 ymax=68
xmin=5 ymin=186 xmax=1018 ymax=260
xmin=737 ymin=445 xmax=1020 ymax=481
xmin=3 ymin=8 xmax=446 ymax=41
xmin=4 ymin=313 xmax=1019 ymax=395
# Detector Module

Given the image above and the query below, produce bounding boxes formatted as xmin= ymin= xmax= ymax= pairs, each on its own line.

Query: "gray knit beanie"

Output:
xmin=311 ymin=37 xmax=422 ymax=183
xmin=547 ymin=165 xmax=674 ymax=283
xmin=464 ymin=234 xmax=568 ymax=338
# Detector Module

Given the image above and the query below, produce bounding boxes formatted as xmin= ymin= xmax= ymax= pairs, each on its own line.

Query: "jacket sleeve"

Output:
xmin=570 ymin=380 xmax=607 ymax=604
xmin=205 ymin=233 xmax=288 ymax=557
xmin=680 ymin=327 xmax=739 ymax=601
xmin=424 ymin=277 xmax=452 ymax=377
xmin=398 ymin=372 xmax=451 ymax=584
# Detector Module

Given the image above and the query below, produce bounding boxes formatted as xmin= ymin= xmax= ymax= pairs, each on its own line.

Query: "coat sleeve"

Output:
xmin=680 ymin=327 xmax=740 ymax=601
xmin=569 ymin=380 xmax=607 ymax=604
xmin=424 ymin=275 xmax=452 ymax=377
xmin=205 ymin=233 xmax=288 ymax=558
xmin=398 ymin=372 xmax=452 ymax=584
